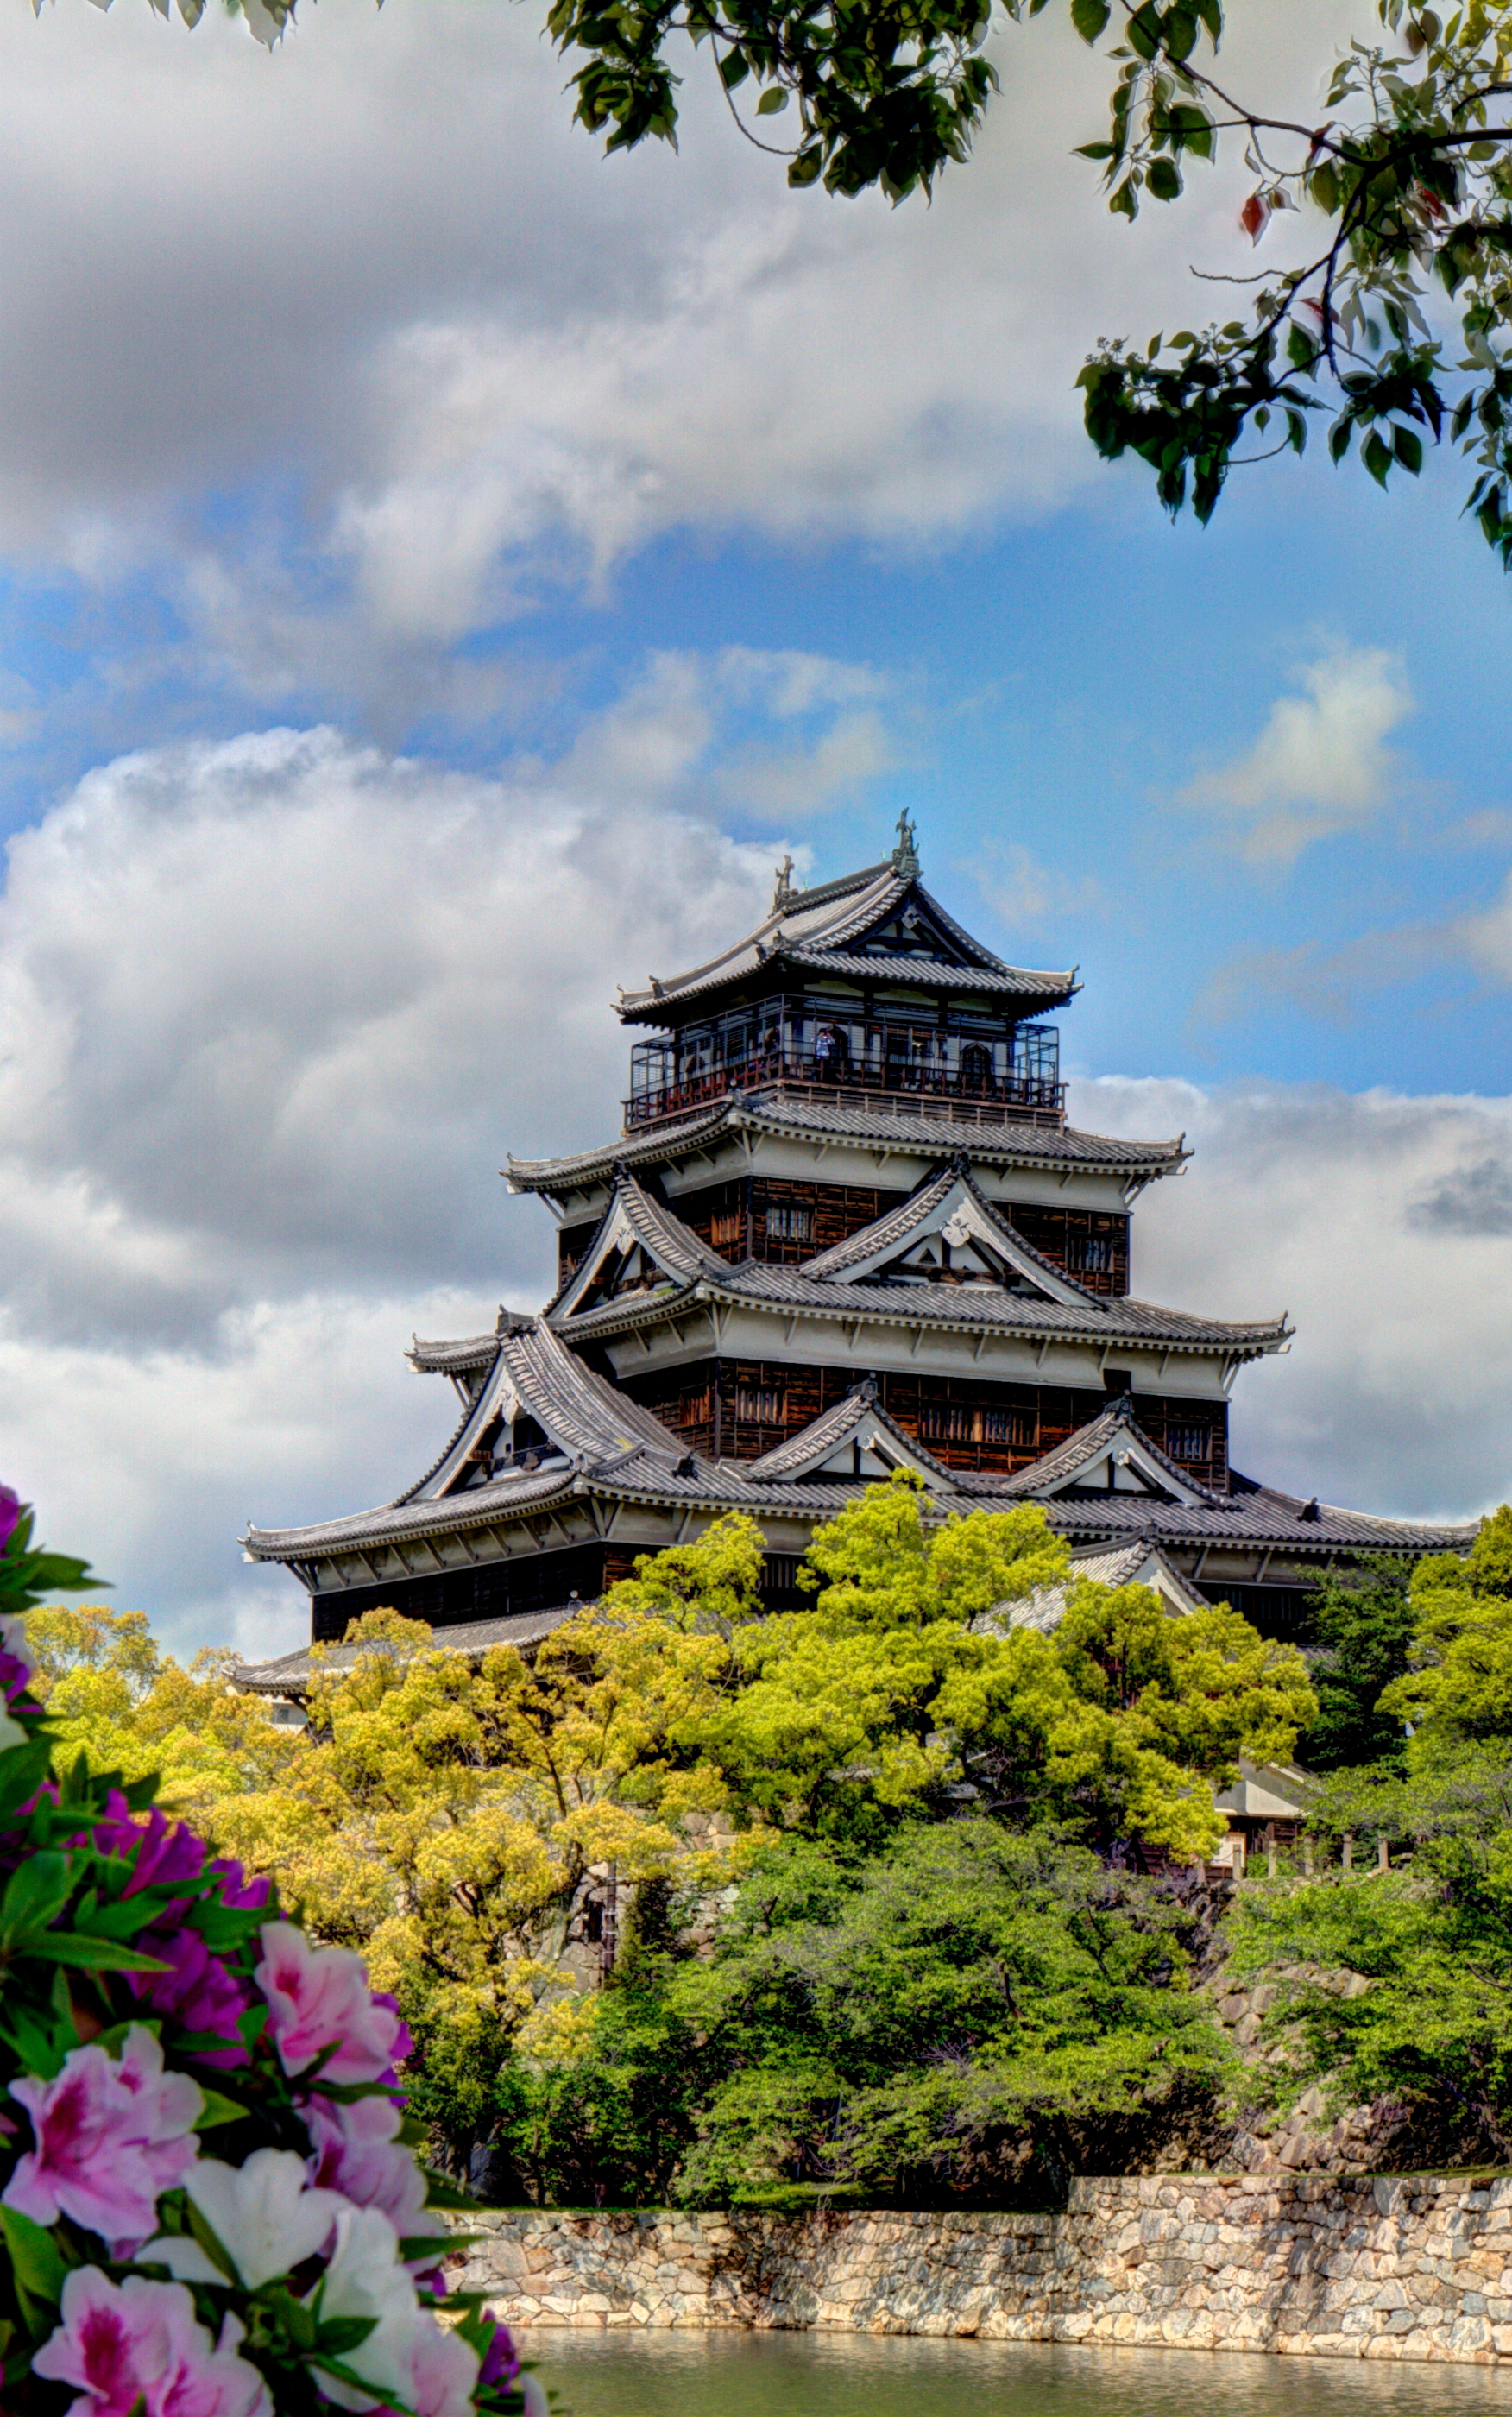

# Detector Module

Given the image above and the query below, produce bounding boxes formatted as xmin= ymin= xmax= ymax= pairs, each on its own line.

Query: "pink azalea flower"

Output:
xmin=0 ymin=1486 xmax=20 ymax=1556
xmin=4 ymin=2026 xmax=201 ymax=2251
xmin=404 ymin=2313 xmax=479 ymax=2417
xmin=34 ymin=2269 xmax=270 ymax=2417
xmin=254 ymin=1924 xmax=409 ymax=2086
xmin=301 ymin=2093 xmax=438 ymax=2253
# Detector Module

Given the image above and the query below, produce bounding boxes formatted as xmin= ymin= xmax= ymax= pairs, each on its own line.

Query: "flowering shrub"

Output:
xmin=0 ymin=1497 xmax=545 ymax=2417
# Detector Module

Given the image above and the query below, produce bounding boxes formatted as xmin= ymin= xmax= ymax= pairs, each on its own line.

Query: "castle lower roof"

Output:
xmin=242 ymin=1337 xmax=1471 ymax=1568
xmin=507 ymin=1093 xmax=1189 ymax=1197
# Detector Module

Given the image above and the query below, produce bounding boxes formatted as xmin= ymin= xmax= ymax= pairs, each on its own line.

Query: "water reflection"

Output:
xmin=526 ymin=2329 xmax=1509 ymax=2417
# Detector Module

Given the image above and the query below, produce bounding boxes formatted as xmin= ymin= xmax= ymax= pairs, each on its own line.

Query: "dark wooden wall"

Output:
xmin=558 ymin=1180 xmax=1131 ymax=1293
xmin=621 ymin=1359 xmax=1228 ymax=1488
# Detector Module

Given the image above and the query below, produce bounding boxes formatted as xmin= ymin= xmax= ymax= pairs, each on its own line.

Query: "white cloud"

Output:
xmin=1074 ymin=1075 xmax=1512 ymax=1521
xmin=0 ymin=0 xmax=1365 ymax=691
xmin=0 ymin=657 xmax=891 ymax=1650
xmin=1178 ymin=647 xmax=1414 ymax=865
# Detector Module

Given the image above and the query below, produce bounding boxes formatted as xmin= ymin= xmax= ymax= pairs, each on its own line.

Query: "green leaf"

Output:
xmin=755 ymin=85 xmax=788 ymax=115
xmin=316 ymin=2317 xmax=381 ymax=2357
xmin=193 ymin=2088 xmax=249 ymax=2131
xmin=261 ymin=2285 xmax=318 ymax=2351
xmin=1363 ymin=427 xmax=1393 ymax=485
xmin=1074 ymin=141 xmax=1115 ymax=160
xmin=1069 ymin=0 xmax=1111 ymax=40
xmin=420 ymin=2163 xmax=482 ymax=2209
xmin=0 ymin=1853 xmax=73 ymax=1945
xmin=186 ymin=2200 xmax=239 ymax=2284
xmin=787 ymin=147 xmax=822 ymax=187
xmin=16 ymin=1933 xmax=172 ymax=1973
xmin=0 ymin=2206 xmax=68 ymax=2330
xmin=1146 ymin=157 xmax=1182 ymax=202
xmin=0 ymin=1741 xmax=53 ymax=1821
xmin=1393 ymin=423 xmax=1423 ymax=474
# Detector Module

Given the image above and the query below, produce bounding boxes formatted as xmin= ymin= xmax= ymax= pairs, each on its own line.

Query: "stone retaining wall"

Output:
xmin=448 ymin=2174 xmax=1512 ymax=2364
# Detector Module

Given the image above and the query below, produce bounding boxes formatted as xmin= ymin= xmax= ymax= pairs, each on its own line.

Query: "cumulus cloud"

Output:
xmin=1177 ymin=647 xmax=1414 ymax=865
xmin=1074 ymin=1075 xmax=1512 ymax=1521
xmin=0 ymin=658 xmax=891 ymax=1651
xmin=0 ymin=0 xmax=1364 ymax=700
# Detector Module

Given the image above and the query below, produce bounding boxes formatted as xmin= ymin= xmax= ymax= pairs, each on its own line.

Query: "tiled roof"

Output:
xmin=800 ymin=1162 xmax=1099 ymax=1305
xmin=992 ymin=1540 xmax=1203 ymax=1636
xmin=408 ymin=1331 xmax=502 ymax=1375
xmin=997 ymin=1398 xmax=1229 ymax=1505
xmin=551 ymin=1248 xmax=1291 ymax=1360
xmin=506 ymin=1094 xmax=1189 ymax=1195
xmin=746 ymin=1381 xmax=953 ymax=1482
xmin=1041 ymin=1488 xmax=1477 ymax=1554
xmin=614 ymin=862 xmax=1076 ymax=1024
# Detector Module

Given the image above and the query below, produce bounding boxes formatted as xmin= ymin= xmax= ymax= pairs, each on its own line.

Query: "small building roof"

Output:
xmin=990 ymin=1537 xmax=1208 ymax=1636
xmin=614 ymin=856 xmax=1078 ymax=1026
xmin=231 ymin=1602 xmax=582 ymax=1698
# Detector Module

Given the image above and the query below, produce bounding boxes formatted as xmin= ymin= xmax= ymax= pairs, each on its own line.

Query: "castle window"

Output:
xmin=1068 ymin=1236 xmax=1113 ymax=1274
xmin=1166 ymin=1424 xmax=1210 ymax=1462
xmin=765 ymin=1206 xmax=812 ymax=1244
xmin=710 ymin=1212 xmax=746 ymax=1249
xmin=735 ymin=1385 xmax=785 ymax=1426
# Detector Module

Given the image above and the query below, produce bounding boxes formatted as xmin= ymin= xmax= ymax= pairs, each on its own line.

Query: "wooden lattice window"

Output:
xmin=765 ymin=1205 xmax=812 ymax=1243
xmin=1165 ymin=1424 xmax=1211 ymax=1462
xmin=734 ymin=1384 xmax=785 ymax=1426
xmin=710 ymin=1212 xmax=746 ymax=1249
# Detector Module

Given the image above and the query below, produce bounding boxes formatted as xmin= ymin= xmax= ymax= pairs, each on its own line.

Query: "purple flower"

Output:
xmin=476 ymin=2317 xmax=520 ymax=2393
xmin=129 ymin=1926 xmax=251 ymax=2068
xmin=93 ymin=1796 xmax=206 ymax=1900
xmin=0 ymin=1486 xmax=20 ymax=1556
xmin=208 ymin=1853 xmax=272 ymax=1914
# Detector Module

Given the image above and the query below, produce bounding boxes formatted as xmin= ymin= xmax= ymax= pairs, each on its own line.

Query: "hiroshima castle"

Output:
xmin=238 ymin=816 xmax=1473 ymax=1678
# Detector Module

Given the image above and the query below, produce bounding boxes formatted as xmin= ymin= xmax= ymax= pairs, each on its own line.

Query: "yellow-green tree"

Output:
xmin=29 ymin=1604 xmax=299 ymax=1825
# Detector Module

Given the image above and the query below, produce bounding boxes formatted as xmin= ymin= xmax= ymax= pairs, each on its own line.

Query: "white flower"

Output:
xmin=306 ymin=2203 xmax=420 ymax=2412
xmin=142 ymin=2150 xmax=344 ymax=2291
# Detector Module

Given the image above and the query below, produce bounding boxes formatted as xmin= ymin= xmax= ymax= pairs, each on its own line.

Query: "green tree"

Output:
xmin=504 ymin=1821 xmax=1231 ymax=2206
xmin=1301 ymin=1555 xmax=1416 ymax=1773
xmin=704 ymin=1476 xmax=1314 ymax=1859
xmin=1229 ymin=1755 xmax=1512 ymax=2159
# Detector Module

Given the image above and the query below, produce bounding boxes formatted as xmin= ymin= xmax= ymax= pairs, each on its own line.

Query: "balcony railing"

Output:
xmin=622 ymin=1050 xmax=1068 ymax=1133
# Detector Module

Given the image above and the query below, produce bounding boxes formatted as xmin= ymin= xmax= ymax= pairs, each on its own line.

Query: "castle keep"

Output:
xmin=239 ymin=820 xmax=1472 ymax=1669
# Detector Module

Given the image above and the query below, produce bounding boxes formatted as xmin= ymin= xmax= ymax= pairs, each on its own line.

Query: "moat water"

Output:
xmin=525 ymin=2330 xmax=1510 ymax=2415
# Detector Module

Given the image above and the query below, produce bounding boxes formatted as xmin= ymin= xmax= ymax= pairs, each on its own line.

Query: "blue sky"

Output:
xmin=2 ymin=0 xmax=1510 ymax=1656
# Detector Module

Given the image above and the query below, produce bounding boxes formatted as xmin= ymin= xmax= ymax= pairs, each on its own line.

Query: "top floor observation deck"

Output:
xmin=624 ymin=998 xmax=1065 ymax=1133
xmin=616 ymin=821 xmax=1079 ymax=1137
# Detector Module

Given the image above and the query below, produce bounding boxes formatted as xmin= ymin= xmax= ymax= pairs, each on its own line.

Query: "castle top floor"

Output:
xmin=615 ymin=819 xmax=1080 ymax=1137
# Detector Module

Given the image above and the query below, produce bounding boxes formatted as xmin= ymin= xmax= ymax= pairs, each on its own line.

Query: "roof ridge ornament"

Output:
xmin=891 ymin=809 xmax=920 ymax=879
xmin=772 ymin=854 xmax=799 ymax=912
